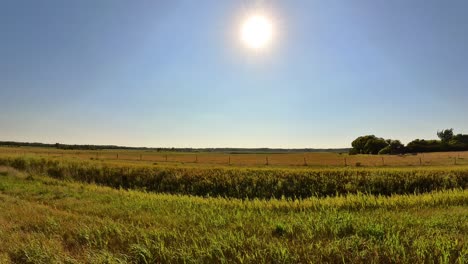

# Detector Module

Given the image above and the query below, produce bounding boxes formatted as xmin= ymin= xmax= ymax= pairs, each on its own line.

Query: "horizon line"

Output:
xmin=0 ymin=140 xmax=350 ymax=150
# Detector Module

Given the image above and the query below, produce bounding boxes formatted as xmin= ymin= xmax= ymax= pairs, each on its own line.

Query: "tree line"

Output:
xmin=0 ymin=141 xmax=349 ymax=153
xmin=350 ymin=129 xmax=468 ymax=155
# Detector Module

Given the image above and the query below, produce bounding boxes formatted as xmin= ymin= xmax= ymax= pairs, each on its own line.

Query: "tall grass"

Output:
xmin=1 ymin=156 xmax=467 ymax=198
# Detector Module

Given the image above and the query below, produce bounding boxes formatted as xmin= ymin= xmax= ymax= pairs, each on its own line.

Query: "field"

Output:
xmin=0 ymin=148 xmax=467 ymax=263
xmin=1 ymin=146 xmax=468 ymax=167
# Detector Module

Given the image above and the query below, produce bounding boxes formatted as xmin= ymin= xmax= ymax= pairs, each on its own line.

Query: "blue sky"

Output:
xmin=1 ymin=0 xmax=468 ymax=148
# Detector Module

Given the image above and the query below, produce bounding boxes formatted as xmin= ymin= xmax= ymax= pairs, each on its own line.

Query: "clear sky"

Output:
xmin=1 ymin=0 xmax=468 ymax=148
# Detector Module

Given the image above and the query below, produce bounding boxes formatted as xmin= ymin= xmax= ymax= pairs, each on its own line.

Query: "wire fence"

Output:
xmin=1 ymin=148 xmax=468 ymax=167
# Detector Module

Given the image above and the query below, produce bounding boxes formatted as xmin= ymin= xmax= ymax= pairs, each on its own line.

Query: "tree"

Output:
xmin=350 ymin=135 xmax=387 ymax=155
xmin=451 ymin=134 xmax=468 ymax=144
xmin=364 ymin=138 xmax=388 ymax=154
xmin=352 ymin=129 xmax=468 ymax=154
xmin=378 ymin=140 xmax=405 ymax=155
xmin=351 ymin=135 xmax=377 ymax=154
xmin=437 ymin=129 xmax=454 ymax=143
xmin=406 ymin=139 xmax=443 ymax=153
xmin=349 ymin=148 xmax=359 ymax=155
xmin=448 ymin=134 xmax=468 ymax=150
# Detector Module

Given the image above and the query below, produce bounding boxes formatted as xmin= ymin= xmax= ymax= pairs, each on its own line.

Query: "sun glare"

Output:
xmin=241 ymin=15 xmax=273 ymax=50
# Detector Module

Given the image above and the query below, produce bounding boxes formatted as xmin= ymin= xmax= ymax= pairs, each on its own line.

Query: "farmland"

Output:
xmin=1 ymin=146 xmax=468 ymax=167
xmin=0 ymin=149 xmax=467 ymax=263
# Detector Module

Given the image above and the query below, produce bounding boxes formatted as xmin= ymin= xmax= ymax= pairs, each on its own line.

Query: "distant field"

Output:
xmin=1 ymin=146 xmax=468 ymax=167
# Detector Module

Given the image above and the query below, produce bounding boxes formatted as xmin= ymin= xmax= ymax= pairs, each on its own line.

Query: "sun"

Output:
xmin=240 ymin=15 xmax=273 ymax=49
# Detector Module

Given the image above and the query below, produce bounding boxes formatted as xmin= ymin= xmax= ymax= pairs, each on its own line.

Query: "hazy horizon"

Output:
xmin=2 ymin=0 xmax=468 ymax=148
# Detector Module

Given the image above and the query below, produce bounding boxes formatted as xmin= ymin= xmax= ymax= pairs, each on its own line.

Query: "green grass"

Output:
xmin=0 ymin=152 xmax=467 ymax=263
xmin=0 ymin=168 xmax=467 ymax=263
xmin=1 ymin=156 xmax=467 ymax=199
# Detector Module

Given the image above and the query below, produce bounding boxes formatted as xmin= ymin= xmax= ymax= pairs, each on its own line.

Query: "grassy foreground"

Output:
xmin=0 ymin=167 xmax=467 ymax=263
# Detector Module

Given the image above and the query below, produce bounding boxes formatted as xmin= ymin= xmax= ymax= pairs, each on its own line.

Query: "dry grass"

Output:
xmin=1 ymin=146 xmax=468 ymax=168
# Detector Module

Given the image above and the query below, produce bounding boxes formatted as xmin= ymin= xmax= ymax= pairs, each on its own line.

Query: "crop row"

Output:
xmin=1 ymin=156 xmax=467 ymax=198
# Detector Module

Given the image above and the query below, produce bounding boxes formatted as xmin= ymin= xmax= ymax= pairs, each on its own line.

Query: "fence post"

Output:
xmin=381 ymin=157 xmax=385 ymax=166
xmin=117 ymin=153 xmax=119 ymax=159
xmin=165 ymin=155 xmax=168 ymax=162
xmin=228 ymin=155 xmax=231 ymax=165
xmin=303 ymin=157 xmax=307 ymax=166
xmin=266 ymin=156 xmax=269 ymax=165
xmin=454 ymin=157 xmax=457 ymax=165
xmin=140 ymin=154 xmax=142 ymax=161
xmin=195 ymin=155 xmax=198 ymax=163
xmin=344 ymin=157 xmax=347 ymax=167
xmin=419 ymin=157 xmax=422 ymax=166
